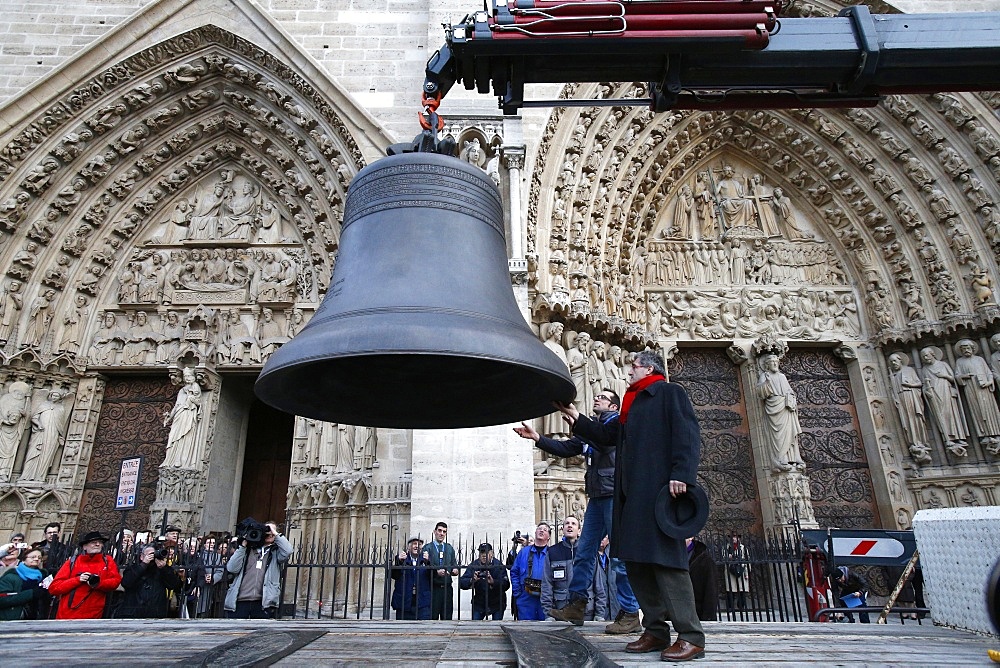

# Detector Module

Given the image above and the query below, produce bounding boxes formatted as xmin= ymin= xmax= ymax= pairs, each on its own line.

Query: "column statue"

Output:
xmin=0 ymin=381 xmax=31 ymax=483
xmin=887 ymin=353 xmax=932 ymax=465
xmin=953 ymin=339 xmax=1000 ymax=454
xmin=18 ymin=389 xmax=70 ymax=483
xmin=755 ymin=354 xmax=805 ymax=472
xmin=540 ymin=322 xmax=570 ymax=437
xmin=919 ymin=346 xmax=969 ymax=457
xmin=162 ymin=368 xmax=204 ymax=469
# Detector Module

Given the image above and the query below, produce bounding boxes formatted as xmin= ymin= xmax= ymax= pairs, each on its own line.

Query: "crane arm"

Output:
xmin=422 ymin=3 xmax=1000 ymax=115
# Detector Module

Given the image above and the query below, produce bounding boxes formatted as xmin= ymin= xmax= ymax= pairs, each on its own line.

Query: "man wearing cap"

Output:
xmin=48 ymin=531 xmax=122 ymax=619
xmin=391 ymin=536 xmax=432 ymax=620
xmin=459 ymin=543 xmax=509 ymax=620
xmin=557 ymin=350 xmax=706 ymax=662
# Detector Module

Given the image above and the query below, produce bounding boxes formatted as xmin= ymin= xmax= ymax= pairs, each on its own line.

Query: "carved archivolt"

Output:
xmin=0 ymin=27 xmax=366 ymax=373
xmin=527 ymin=82 xmax=1000 ymax=348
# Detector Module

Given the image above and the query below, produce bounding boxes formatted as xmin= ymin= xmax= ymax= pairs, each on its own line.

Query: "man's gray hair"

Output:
xmin=634 ymin=350 xmax=666 ymax=376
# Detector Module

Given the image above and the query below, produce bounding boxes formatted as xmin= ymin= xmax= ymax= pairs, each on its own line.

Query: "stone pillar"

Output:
xmin=503 ymin=147 xmax=526 ymax=260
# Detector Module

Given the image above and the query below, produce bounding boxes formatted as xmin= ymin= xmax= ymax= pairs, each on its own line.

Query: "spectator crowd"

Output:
xmin=0 ymin=519 xmax=288 ymax=621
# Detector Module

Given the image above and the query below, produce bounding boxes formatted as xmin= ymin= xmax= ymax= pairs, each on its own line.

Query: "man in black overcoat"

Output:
xmin=556 ymin=350 xmax=706 ymax=661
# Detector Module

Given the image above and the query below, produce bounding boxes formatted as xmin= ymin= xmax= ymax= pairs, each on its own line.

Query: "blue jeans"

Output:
xmin=566 ymin=496 xmax=639 ymax=614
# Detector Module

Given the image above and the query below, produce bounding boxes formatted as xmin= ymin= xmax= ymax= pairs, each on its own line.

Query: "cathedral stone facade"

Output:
xmin=1 ymin=0 xmax=1000 ymax=551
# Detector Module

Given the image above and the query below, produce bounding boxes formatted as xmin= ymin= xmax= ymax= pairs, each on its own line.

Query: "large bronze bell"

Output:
xmin=255 ymin=152 xmax=575 ymax=428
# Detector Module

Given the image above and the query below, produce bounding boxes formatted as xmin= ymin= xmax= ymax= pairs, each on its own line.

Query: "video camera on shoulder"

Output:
xmin=235 ymin=517 xmax=268 ymax=549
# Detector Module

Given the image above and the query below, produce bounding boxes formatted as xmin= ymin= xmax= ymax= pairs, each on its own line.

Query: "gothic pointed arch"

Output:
xmin=0 ymin=5 xmax=397 ymax=369
xmin=528 ymin=82 xmax=1000 ymax=347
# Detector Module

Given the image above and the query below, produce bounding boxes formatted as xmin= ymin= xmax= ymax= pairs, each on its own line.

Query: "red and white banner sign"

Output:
xmin=831 ymin=536 xmax=905 ymax=560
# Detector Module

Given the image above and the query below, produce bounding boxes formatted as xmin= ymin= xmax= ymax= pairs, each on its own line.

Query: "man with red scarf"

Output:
xmin=555 ymin=350 xmax=705 ymax=662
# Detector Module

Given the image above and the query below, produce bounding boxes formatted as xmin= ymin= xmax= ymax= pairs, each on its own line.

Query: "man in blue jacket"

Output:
xmin=514 ymin=389 xmax=641 ymax=633
xmin=509 ymin=523 xmax=551 ymax=621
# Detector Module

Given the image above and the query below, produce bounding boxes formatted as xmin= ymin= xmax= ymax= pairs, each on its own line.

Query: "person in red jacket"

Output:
xmin=48 ymin=531 xmax=122 ymax=619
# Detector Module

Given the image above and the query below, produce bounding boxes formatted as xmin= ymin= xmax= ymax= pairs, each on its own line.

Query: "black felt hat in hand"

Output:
xmin=654 ymin=482 xmax=710 ymax=539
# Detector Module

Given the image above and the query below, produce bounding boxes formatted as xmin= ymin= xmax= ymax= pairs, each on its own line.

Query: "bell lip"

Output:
xmin=254 ymin=350 xmax=576 ymax=429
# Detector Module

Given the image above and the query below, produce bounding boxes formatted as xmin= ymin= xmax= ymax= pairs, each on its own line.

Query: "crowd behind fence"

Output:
xmin=8 ymin=527 xmax=921 ymax=623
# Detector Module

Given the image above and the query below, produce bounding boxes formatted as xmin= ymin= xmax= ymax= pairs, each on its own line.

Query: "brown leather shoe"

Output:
xmin=660 ymin=639 xmax=705 ymax=662
xmin=625 ymin=631 xmax=670 ymax=653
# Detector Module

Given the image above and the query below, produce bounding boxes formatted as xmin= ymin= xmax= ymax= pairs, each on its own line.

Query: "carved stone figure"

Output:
xmin=23 ymin=288 xmax=56 ymax=348
xmin=540 ymin=322 xmax=570 ymax=437
xmin=156 ymin=310 xmax=185 ymax=364
xmin=567 ymin=331 xmax=594 ymax=415
xmin=256 ymin=198 xmax=285 ymax=244
xmin=716 ymin=164 xmax=752 ymax=228
xmin=0 ymin=381 xmax=31 ymax=483
xmin=57 ymin=294 xmax=89 ymax=355
xmin=671 ymin=184 xmax=696 ymax=238
xmin=89 ymin=311 xmax=123 ymax=365
xmin=919 ymin=346 xmax=970 ymax=456
xmin=122 ymin=311 xmax=155 ymax=365
xmin=186 ymin=182 xmax=225 ymax=240
xmin=755 ymin=354 xmax=804 ymax=472
xmin=0 ymin=279 xmax=23 ymax=343
xmin=257 ymin=308 xmax=288 ymax=357
xmin=162 ymin=368 xmax=203 ymax=469
xmin=953 ymin=339 xmax=1000 ymax=453
xmin=887 ymin=353 xmax=932 ymax=465
xmin=19 ymin=389 xmax=70 ymax=483
xmin=218 ymin=309 xmax=260 ymax=365
xmin=220 ymin=181 xmax=258 ymax=240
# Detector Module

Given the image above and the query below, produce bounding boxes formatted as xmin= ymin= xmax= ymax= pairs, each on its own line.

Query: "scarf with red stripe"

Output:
xmin=620 ymin=373 xmax=665 ymax=424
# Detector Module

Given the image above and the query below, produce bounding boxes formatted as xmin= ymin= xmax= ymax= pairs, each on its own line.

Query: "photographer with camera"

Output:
xmin=223 ymin=519 xmax=291 ymax=619
xmin=118 ymin=544 xmax=182 ymax=618
xmin=459 ymin=543 xmax=509 ymax=620
xmin=48 ymin=531 xmax=122 ymax=619
xmin=509 ymin=523 xmax=551 ymax=621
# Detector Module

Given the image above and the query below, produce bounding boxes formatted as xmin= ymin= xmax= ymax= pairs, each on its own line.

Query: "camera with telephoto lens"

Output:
xmin=153 ymin=547 xmax=170 ymax=560
xmin=236 ymin=517 xmax=268 ymax=548
xmin=511 ymin=530 xmax=521 ymax=543
xmin=85 ymin=573 xmax=101 ymax=587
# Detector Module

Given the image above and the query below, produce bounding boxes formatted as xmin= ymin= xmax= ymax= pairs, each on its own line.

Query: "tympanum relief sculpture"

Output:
xmin=641 ymin=161 xmax=858 ymax=342
xmin=78 ymin=169 xmax=315 ymax=369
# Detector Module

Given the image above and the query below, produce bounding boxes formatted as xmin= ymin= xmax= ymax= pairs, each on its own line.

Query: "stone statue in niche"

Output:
xmin=566 ymin=331 xmax=595 ymax=415
xmin=287 ymin=308 xmax=305 ymax=338
xmin=540 ymin=322 xmax=570 ymax=438
xmin=23 ymin=288 xmax=56 ymax=348
xmin=989 ymin=334 xmax=1000 ymax=387
xmin=919 ymin=346 xmax=969 ymax=457
xmin=57 ymin=294 xmax=89 ymax=355
xmin=122 ymin=311 xmax=156 ymax=365
xmin=887 ymin=353 xmax=932 ymax=465
xmin=217 ymin=309 xmax=260 ymax=365
xmin=715 ymin=164 xmax=753 ymax=229
xmin=162 ymin=367 xmax=203 ymax=469
xmin=18 ymin=389 xmax=71 ymax=483
xmin=186 ymin=181 xmax=226 ymax=240
xmin=755 ymin=354 xmax=805 ymax=472
xmin=220 ymin=181 xmax=259 ymax=241
xmin=0 ymin=279 xmax=24 ymax=344
xmin=0 ymin=381 xmax=31 ymax=483
xmin=953 ymin=339 xmax=1000 ymax=454
xmin=256 ymin=198 xmax=285 ymax=244
xmin=460 ymin=138 xmax=487 ymax=168
xmin=156 ymin=310 xmax=186 ymax=364
xmin=257 ymin=308 xmax=288 ymax=358
xmin=336 ymin=423 xmax=356 ymax=473
xmin=88 ymin=311 xmax=124 ymax=365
